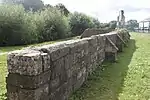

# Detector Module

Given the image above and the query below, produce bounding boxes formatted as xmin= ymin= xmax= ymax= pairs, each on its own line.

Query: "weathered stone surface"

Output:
xmin=88 ymin=35 xmax=98 ymax=46
xmin=97 ymin=49 xmax=105 ymax=63
xmin=49 ymin=76 xmax=60 ymax=93
xmin=73 ymin=74 xmax=86 ymax=91
xmin=41 ymin=53 xmax=51 ymax=71
xmin=6 ymin=70 xmax=51 ymax=89
xmin=80 ymin=28 xmax=113 ymax=39
xmin=51 ymin=57 xmax=64 ymax=80
xmin=64 ymin=54 xmax=73 ymax=70
xmin=105 ymin=36 xmax=118 ymax=52
xmin=64 ymin=39 xmax=88 ymax=54
xmin=39 ymin=43 xmax=70 ymax=61
xmin=7 ymin=50 xmax=43 ymax=76
xmin=49 ymin=82 xmax=69 ymax=100
xmin=7 ymin=84 xmax=49 ymax=100
xmin=80 ymin=28 xmax=99 ymax=39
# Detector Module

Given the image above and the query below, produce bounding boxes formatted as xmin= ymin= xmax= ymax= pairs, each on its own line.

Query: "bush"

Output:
xmin=0 ymin=5 xmax=71 ymax=46
xmin=33 ymin=8 xmax=71 ymax=42
xmin=0 ymin=4 xmax=38 ymax=46
xmin=91 ymin=18 xmax=101 ymax=28
xmin=109 ymin=21 xmax=117 ymax=30
xmin=68 ymin=12 xmax=95 ymax=36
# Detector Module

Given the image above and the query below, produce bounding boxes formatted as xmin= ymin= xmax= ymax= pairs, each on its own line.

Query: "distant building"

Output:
xmin=137 ymin=18 xmax=150 ymax=33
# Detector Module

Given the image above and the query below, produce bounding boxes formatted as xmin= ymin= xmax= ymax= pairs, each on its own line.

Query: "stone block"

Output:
xmin=77 ymin=67 xmax=87 ymax=80
xmin=49 ymin=82 xmax=70 ymax=100
xmin=64 ymin=54 xmax=73 ymax=70
xmin=80 ymin=28 xmax=99 ymax=38
xmin=88 ymin=45 xmax=97 ymax=54
xmin=65 ymin=39 xmax=88 ymax=54
xmin=97 ymin=49 xmax=105 ymax=63
xmin=7 ymin=50 xmax=43 ymax=76
xmin=7 ymin=84 xmax=49 ymax=100
xmin=6 ymin=70 xmax=51 ymax=89
xmin=49 ymin=76 xmax=60 ymax=93
xmin=51 ymin=57 xmax=64 ymax=80
xmin=40 ymin=53 xmax=51 ymax=72
xmin=66 ymin=69 xmax=73 ymax=79
xmin=73 ymin=75 xmax=86 ymax=91
xmin=39 ymin=43 xmax=70 ymax=61
xmin=88 ymin=35 xmax=98 ymax=46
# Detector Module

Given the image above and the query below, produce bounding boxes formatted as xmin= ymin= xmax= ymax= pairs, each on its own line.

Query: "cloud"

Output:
xmin=42 ymin=0 xmax=150 ymax=22
xmin=112 ymin=4 xmax=150 ymax=13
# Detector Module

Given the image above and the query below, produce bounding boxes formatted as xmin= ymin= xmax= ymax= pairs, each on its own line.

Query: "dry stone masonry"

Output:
xmin=80 ymin=28 xmax=114 ymax=39
xmin=6 ymin=29 xmax=130 ymax=100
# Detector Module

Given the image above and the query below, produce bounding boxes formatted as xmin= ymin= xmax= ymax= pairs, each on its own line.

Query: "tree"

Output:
xmin=100 ymin=23 xmax=110 ymax=28
xmin=2 ymin=0 xmax=44 ymax=11
xmin=109 ymin=20 xmax=117 ymax=29
xmin=44 ymin=4 xmax=53 ymax=8
xmin=68 ymin=12 xmax=94 ymax=36
xmin=126 ymin=19 xmax=139 ymax=31
xmin=55 ymin=3 xmax=70 ymax=16
xmin=91 ymin=18 xmax=101 ymax=28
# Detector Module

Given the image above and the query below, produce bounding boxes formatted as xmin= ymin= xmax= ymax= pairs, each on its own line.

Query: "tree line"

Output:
xmin=0 ymin=0 xmax=117 ymax=46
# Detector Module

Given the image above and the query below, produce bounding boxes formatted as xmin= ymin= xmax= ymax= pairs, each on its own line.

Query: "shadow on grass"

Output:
xmin=69 ymin=39 xmax=137 ymax=100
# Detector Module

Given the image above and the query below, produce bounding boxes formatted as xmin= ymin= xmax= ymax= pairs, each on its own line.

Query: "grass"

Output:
xmin=69 ymin=32 xmax=150 ymax=100
xmin=0 ymin=54 xmax=7 ymax=100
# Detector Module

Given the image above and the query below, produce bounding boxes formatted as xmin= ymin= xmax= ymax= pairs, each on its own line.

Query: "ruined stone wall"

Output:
xmin=6 ymin=30 xmax=130 ymax=100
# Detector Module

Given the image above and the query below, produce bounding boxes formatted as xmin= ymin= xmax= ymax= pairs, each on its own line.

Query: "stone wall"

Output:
xmin=6 ymin=29 xmax=130 ymax=100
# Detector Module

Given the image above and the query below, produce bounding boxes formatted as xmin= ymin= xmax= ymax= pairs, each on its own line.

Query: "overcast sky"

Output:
xmin=43 ymin=0 xmax=150 ymax=23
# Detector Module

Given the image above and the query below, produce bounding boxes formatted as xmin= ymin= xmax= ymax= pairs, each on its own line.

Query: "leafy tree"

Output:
xmin=126 ymin=19 xmax=139 ymax=31
xmin=68 ymin=12 xmax=94 ymax=36
xmin=36 ymin=8 xmax=71 ymax=42
xmin=44 ymin=4 xmax=53 ymax=8
xmin=91 ymin=18 xmax=101 ymax=28
xmin=0 ymin=5 xmax=38 ymax=46
xmin=100 ymin=23 xmax=110 ymax=28
xmin=109 ymin=20 xmax=117 ymax=29
xmin=55 ymin=3 xmax=70 ymax=16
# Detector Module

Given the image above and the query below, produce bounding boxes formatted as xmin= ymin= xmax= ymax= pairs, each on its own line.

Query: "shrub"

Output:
xmin=91 ymin=18 xmax=101 ymax=28
xmin=0 ymin=5 xmax=71 ymax=46
xmin=0 ymin=4 xmax=38 ymax=46
xmin=68 ymin=12 xmax=94 ymax=36
xmin=35 ymin=8 xmax=71 ymax=42
xmin=109 ymin=21 xmax=117 ymax=30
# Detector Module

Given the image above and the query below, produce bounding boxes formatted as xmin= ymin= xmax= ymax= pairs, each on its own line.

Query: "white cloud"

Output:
xmin=42 ymin=0 xmax=150 ymax=22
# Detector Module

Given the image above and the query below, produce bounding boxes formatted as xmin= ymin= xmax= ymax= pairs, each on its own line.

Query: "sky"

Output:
xmin=43 ymin=0 xmax=150 ymax=23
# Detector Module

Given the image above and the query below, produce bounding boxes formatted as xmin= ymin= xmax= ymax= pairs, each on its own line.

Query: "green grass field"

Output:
xmin=0 ymin=54 xmax=7 ymax=100
xmin=1 ymin=33 xmax=150 ymax=100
